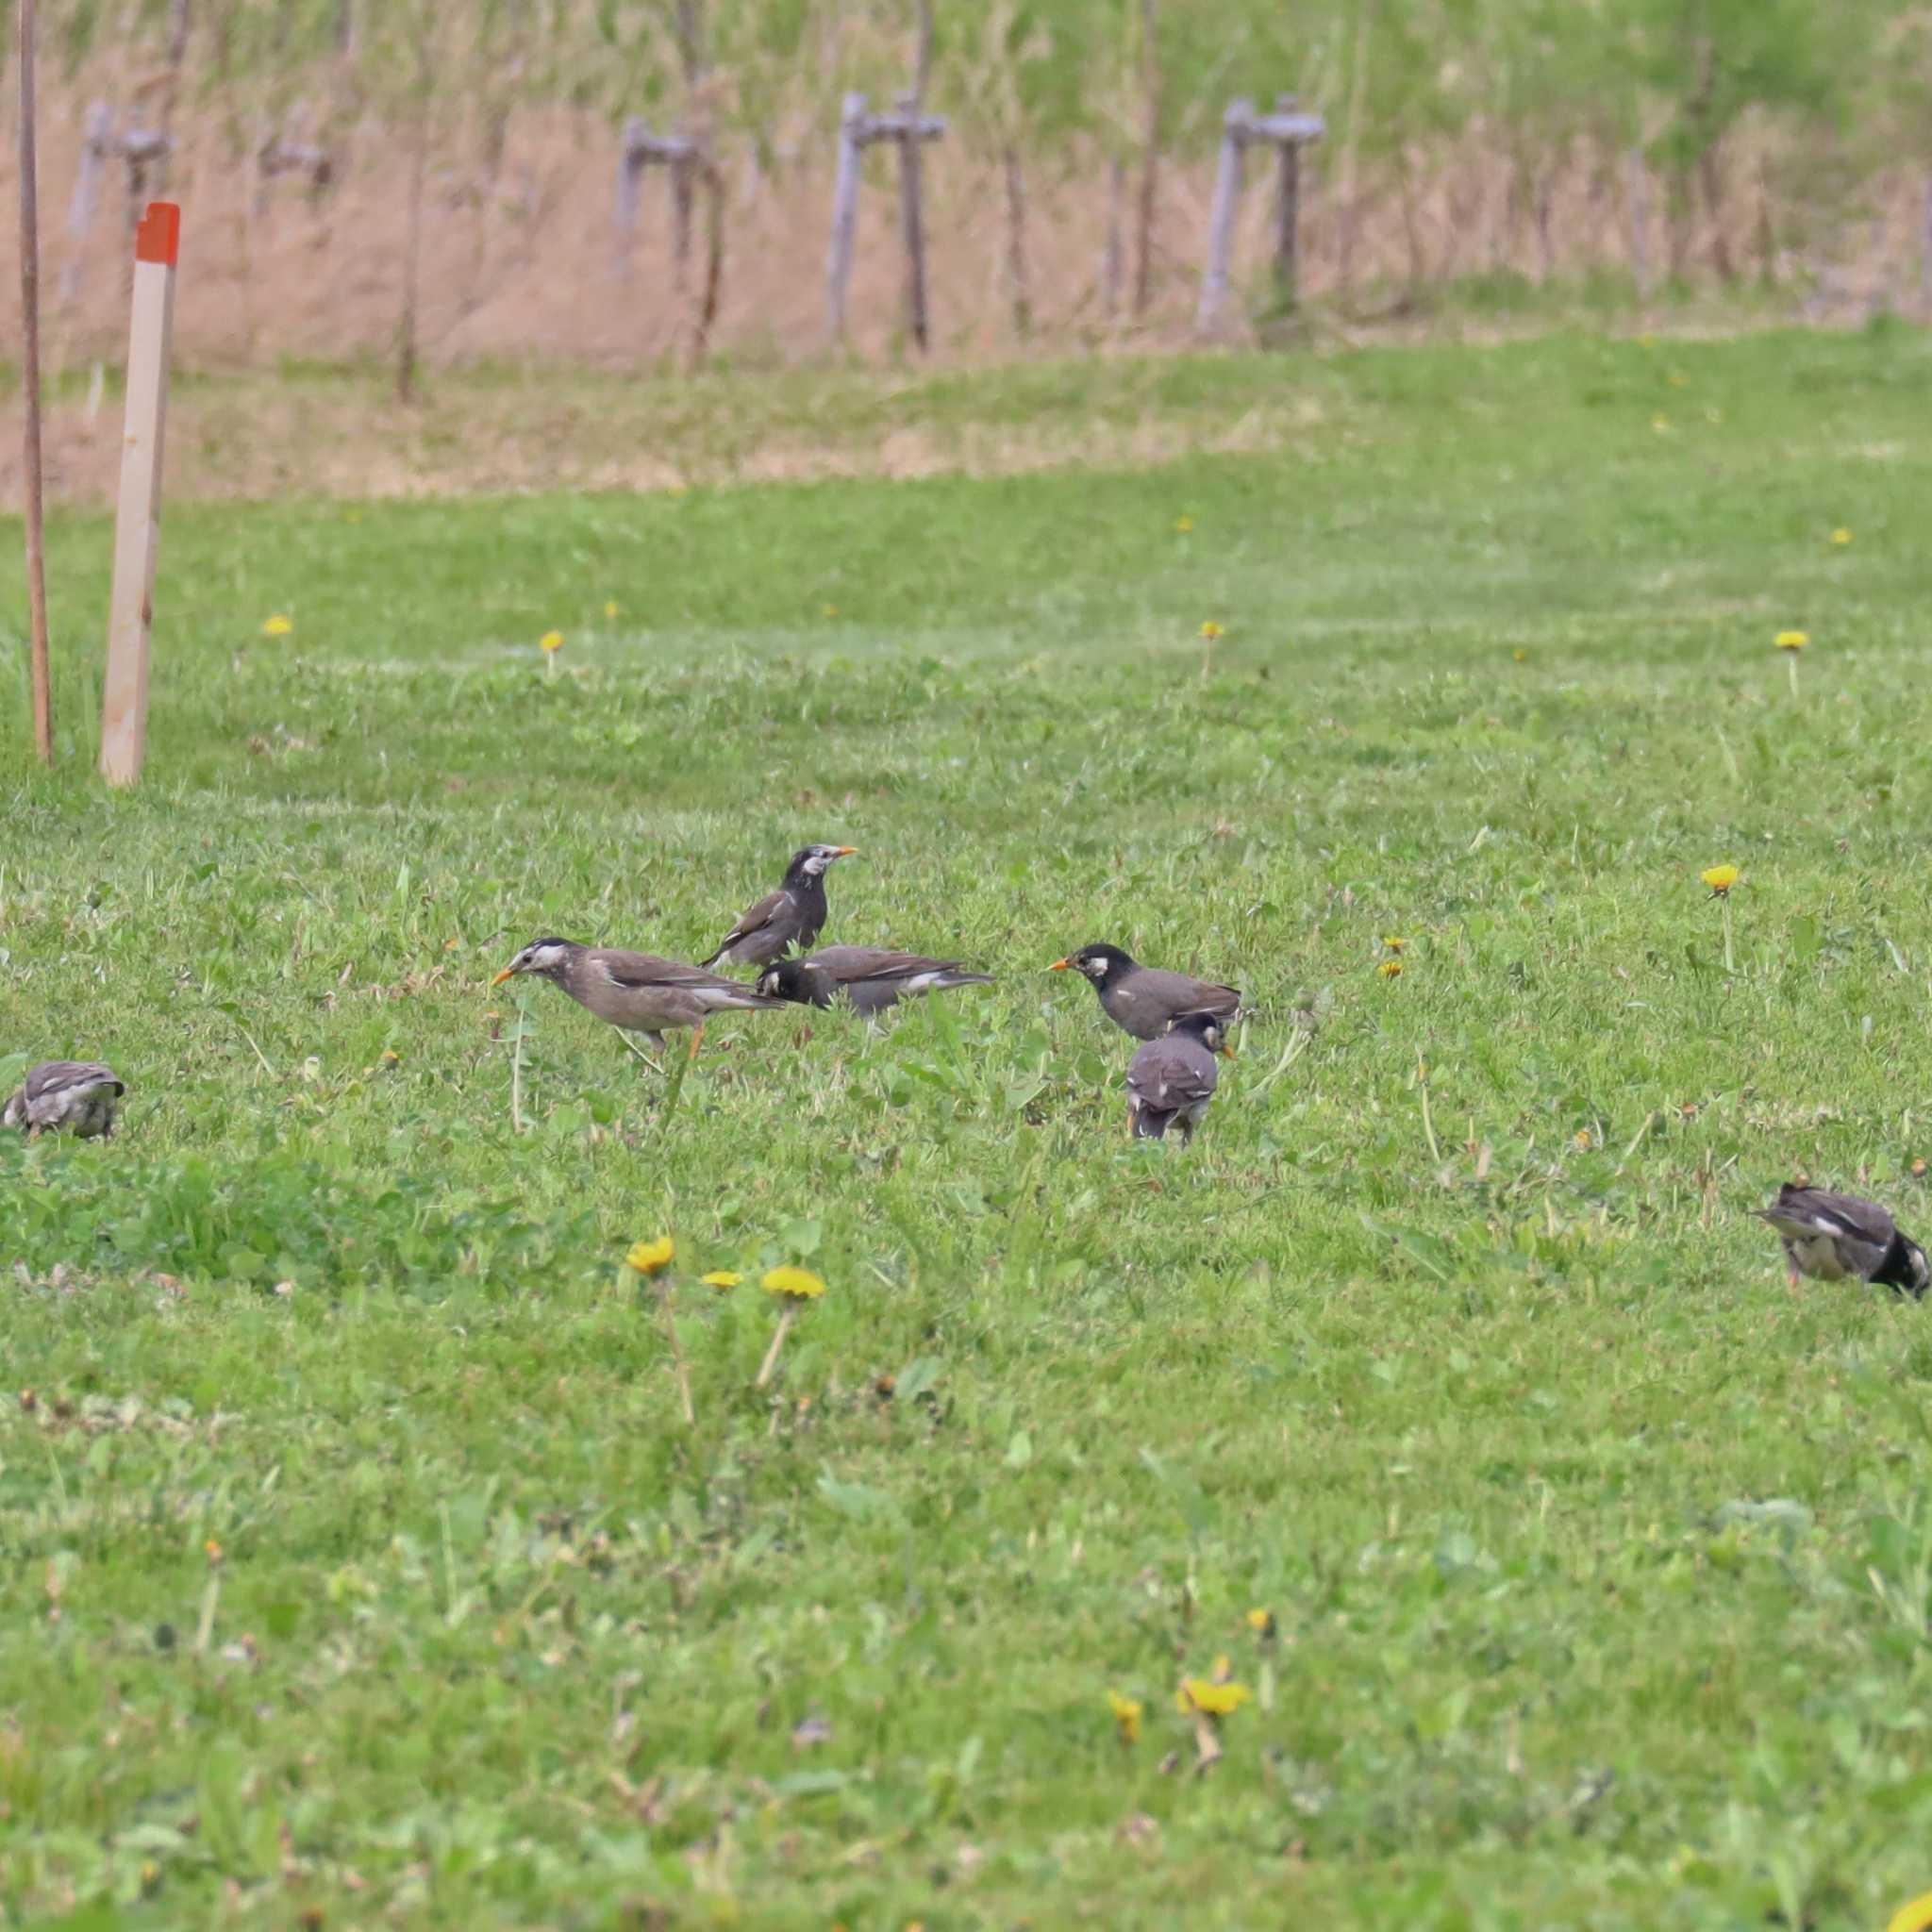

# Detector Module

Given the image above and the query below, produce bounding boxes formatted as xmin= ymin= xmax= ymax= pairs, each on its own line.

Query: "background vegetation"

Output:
xmin=3 ymin=0 xmax=1932 ymax=384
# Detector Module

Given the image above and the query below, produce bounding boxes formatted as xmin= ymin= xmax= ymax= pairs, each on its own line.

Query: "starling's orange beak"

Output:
xmin=1220 ymin=1043 xmax=1238 ymax=1060
xmin=834 ymin=846 xmax=858 ymax=857
xmin=490 ymin=966 xmax=516 ymax=987
xmin=1048 ymin=958 xmax=1072 ymax=971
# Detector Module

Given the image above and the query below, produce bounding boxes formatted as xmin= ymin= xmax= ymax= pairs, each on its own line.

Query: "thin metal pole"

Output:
xmin=18 ymin=0 xmax=55 ymax=763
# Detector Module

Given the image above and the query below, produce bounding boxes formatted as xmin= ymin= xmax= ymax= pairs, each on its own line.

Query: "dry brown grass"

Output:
xmin=4 ymin=75 xmax=1925 ymax=389
xmin=0 ymin=341 xmax=1360 ymax=509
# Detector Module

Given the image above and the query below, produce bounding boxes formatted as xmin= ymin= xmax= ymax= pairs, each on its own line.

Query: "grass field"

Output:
xmin=5 ymin=327 xmax=1932 ymax=1929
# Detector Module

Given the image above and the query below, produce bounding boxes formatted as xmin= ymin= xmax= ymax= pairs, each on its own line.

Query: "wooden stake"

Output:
xmin=1273 ymin=94 xmax=1302 ymax=311
xmin=1624 ymin=148 xmax=1652 ymax=303
xmin=18 ymin=0 xmax=54 ymax=766
xmin=895 ymin=91 xmax=930 ymax=353
xmin=1131 ymin=0 xmax=1159 ymax=317
xmin=1196 ymin=99 xmax=1249 ymax=335
xmin=1102 ymin=155 xmax=1124 ymax=322
xmin=1001 ymin=143 xmax=1033 ymax=338
xmin=98 ymin=202 xmax=180 ymax=789
xmin=825 ymin=92 xmax=867 ymax=342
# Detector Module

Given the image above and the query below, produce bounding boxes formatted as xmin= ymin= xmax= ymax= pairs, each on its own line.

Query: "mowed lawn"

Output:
xmin=5 ymin=329 xmax=1932 ymax=1929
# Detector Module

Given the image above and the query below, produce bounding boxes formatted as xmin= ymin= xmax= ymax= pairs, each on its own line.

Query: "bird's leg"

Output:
xmin=687 ymin=1022 xmax=707 ymax=1062
xmin=619 ymin=1031 xmax=664 ymax=1074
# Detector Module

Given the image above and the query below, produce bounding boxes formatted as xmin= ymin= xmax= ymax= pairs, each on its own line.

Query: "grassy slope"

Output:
xmin=3 ymin=329 xmax=1932 ymax=1927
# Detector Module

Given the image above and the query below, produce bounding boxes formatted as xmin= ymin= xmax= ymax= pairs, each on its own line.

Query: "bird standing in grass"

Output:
xmin=491 ymin=939 xmax=784 ymax=1058
xmin=701 ymin=844 xmax=858 ymax=970
xmin=1125 ymin=1010 xmax=1233 ymax=1145
xmin=4 ymin=1061 xmax=125 ymax=1139
xmin=1051 ymin=943 xmax=1241 ymax=1041
xmin=757 ymin=946 xmax=996 ymax=1016
xmin=1754 ymin=1183 xmax=1929 ymax=1296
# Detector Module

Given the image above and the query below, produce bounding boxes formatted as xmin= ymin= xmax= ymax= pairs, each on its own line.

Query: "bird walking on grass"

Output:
xmin=757 ymin=946 xmax=995 ymax=1016
xmin=5 ymin=1061 xmax=125 ymax=1140
xmin=491 ymin=939 xmax=784 ymax=1058
xmin=1125 ymin=1010 xmax=1233 ymax=1145
xmin=701 ymin=844 xmax=858 ymax=970
xmin=1051 ymin=942 xmax=1241 ymax=1041
xmin=1754 ymin=1183 xmax=1929 ymax=1296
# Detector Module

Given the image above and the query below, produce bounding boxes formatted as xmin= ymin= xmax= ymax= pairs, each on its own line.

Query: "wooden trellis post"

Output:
xmin=99 ymin=202 xmax=180 ymax=789
xmin=1196 ymin=92 xmax=1325 ymax=335
xmin=256 ymin=131 xmax=335 ymax=216
xmin=60 ymin=108 xmax=173 ymax=306
xmin=614 ymin=116 xmax=695 ymax=280
xmin=824 ymin=91 xmax=946 ymax=348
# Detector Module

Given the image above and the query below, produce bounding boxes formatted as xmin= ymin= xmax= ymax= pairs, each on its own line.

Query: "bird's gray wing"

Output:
xmin=810 ymin=947 xmax=969 ymax=983
xmin=712 ymin=889 xmax=792 ymax=951
xmin=1137 ymin=969 xmax=1241 ymax=1015
xmin=594 ymin=952 xmax=758 ymax=993
xmin=26 ymin=1060 xmax=124 ymax=1100
xmin=1127 ymin=1040 xmax=1218 ymax=1110
xmin=593 ymin=951 xmax=783 ymax=1010
xmin=1758 ymin=1187 xmax=1897 ymax=1248
xmin=801 ymin=945 xmax=900 ymax=979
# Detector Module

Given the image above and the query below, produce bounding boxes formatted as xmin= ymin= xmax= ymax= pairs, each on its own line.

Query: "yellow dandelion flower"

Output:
xmin=604 ymin=600 xmax=620 ymax=620
xmin=1378 ymin=958 xmax=1404 ymax=978
xmin=540 ymin=630 xmax=564 ymax=654
xmin=701 ymin=1270 xmax=742 ymax=1291
xmin=261 ymin=614 xmax=293 ymax=637
xmin=1245 ymin=1607 xmax=1275 ymax=1635
xmin=204 ymin=1538 xmax=225 ymax=1567
xmin=1178 ymin=1676 xmax=1252 ymax=1717
xmin=1574 ymin=1129 xmax=1592 ymax=1150
xmin=1886 ymin=1893 xmax=1932 ymax=1932
xmin=1651 ymin=415 xmax=1672 ymax=434
xmin=821 ymin=604 xmax=839 ymax=618
xmin=1700 ymin=863 xmax=1740 ymax=896
xmin=1199 ymin=621 xmax=1224 ymax=641
xmin=1668 ymin=370 xmax=1689 ymax=388
xmin=1511 ymin=648 xmax=1527 ymax=662
xmin=761 ymin=1265 xmax=826 ymax=1300
xmin=1774 ymin=630 xmax=1807 ymax=652
xmin=1174 ymin=515 xmax=1194 ymax=533
xmin=625 ymin=1236 xmax=675 ymax=1276
xmin=1829 ymin=528 xmax=1852 ymax=546
xmin=1383 ymin=936 xmax=1406 ymax=952
xmin=1108 ymin=1690 xmax=1142 ymax=1743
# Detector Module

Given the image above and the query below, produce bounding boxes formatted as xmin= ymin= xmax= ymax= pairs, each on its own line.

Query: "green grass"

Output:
xmin=4 ymin=328 xmax=1932 ymax=1929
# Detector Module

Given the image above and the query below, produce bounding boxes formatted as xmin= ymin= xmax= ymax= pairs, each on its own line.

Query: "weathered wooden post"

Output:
xmin=1196 ymin=98 xmax=1251 ymax=334
xmin=826 ymin=91 xmax=867 ymax=341
xmin=824 ymin=93 xmax=946 ymax=349
xmin=59 ymin=101 xmax=112 ymax=307
xmin=256 ymin=131 xmax=335 ymax=218
xmin=99 ymin=202 xmax=180 ymax=789
xmin=1625 ymin=148 xmax=1652 ymax=303
xmin=1272 ymin=93 xmax=1302 ymax=308
xmin=893 ymin=91 xmax=930 ymax=352
xmin=1196 ymin=92 xmax=1324 ymax=336
xmin=614 ymin=117 xmax=696 ymax=281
